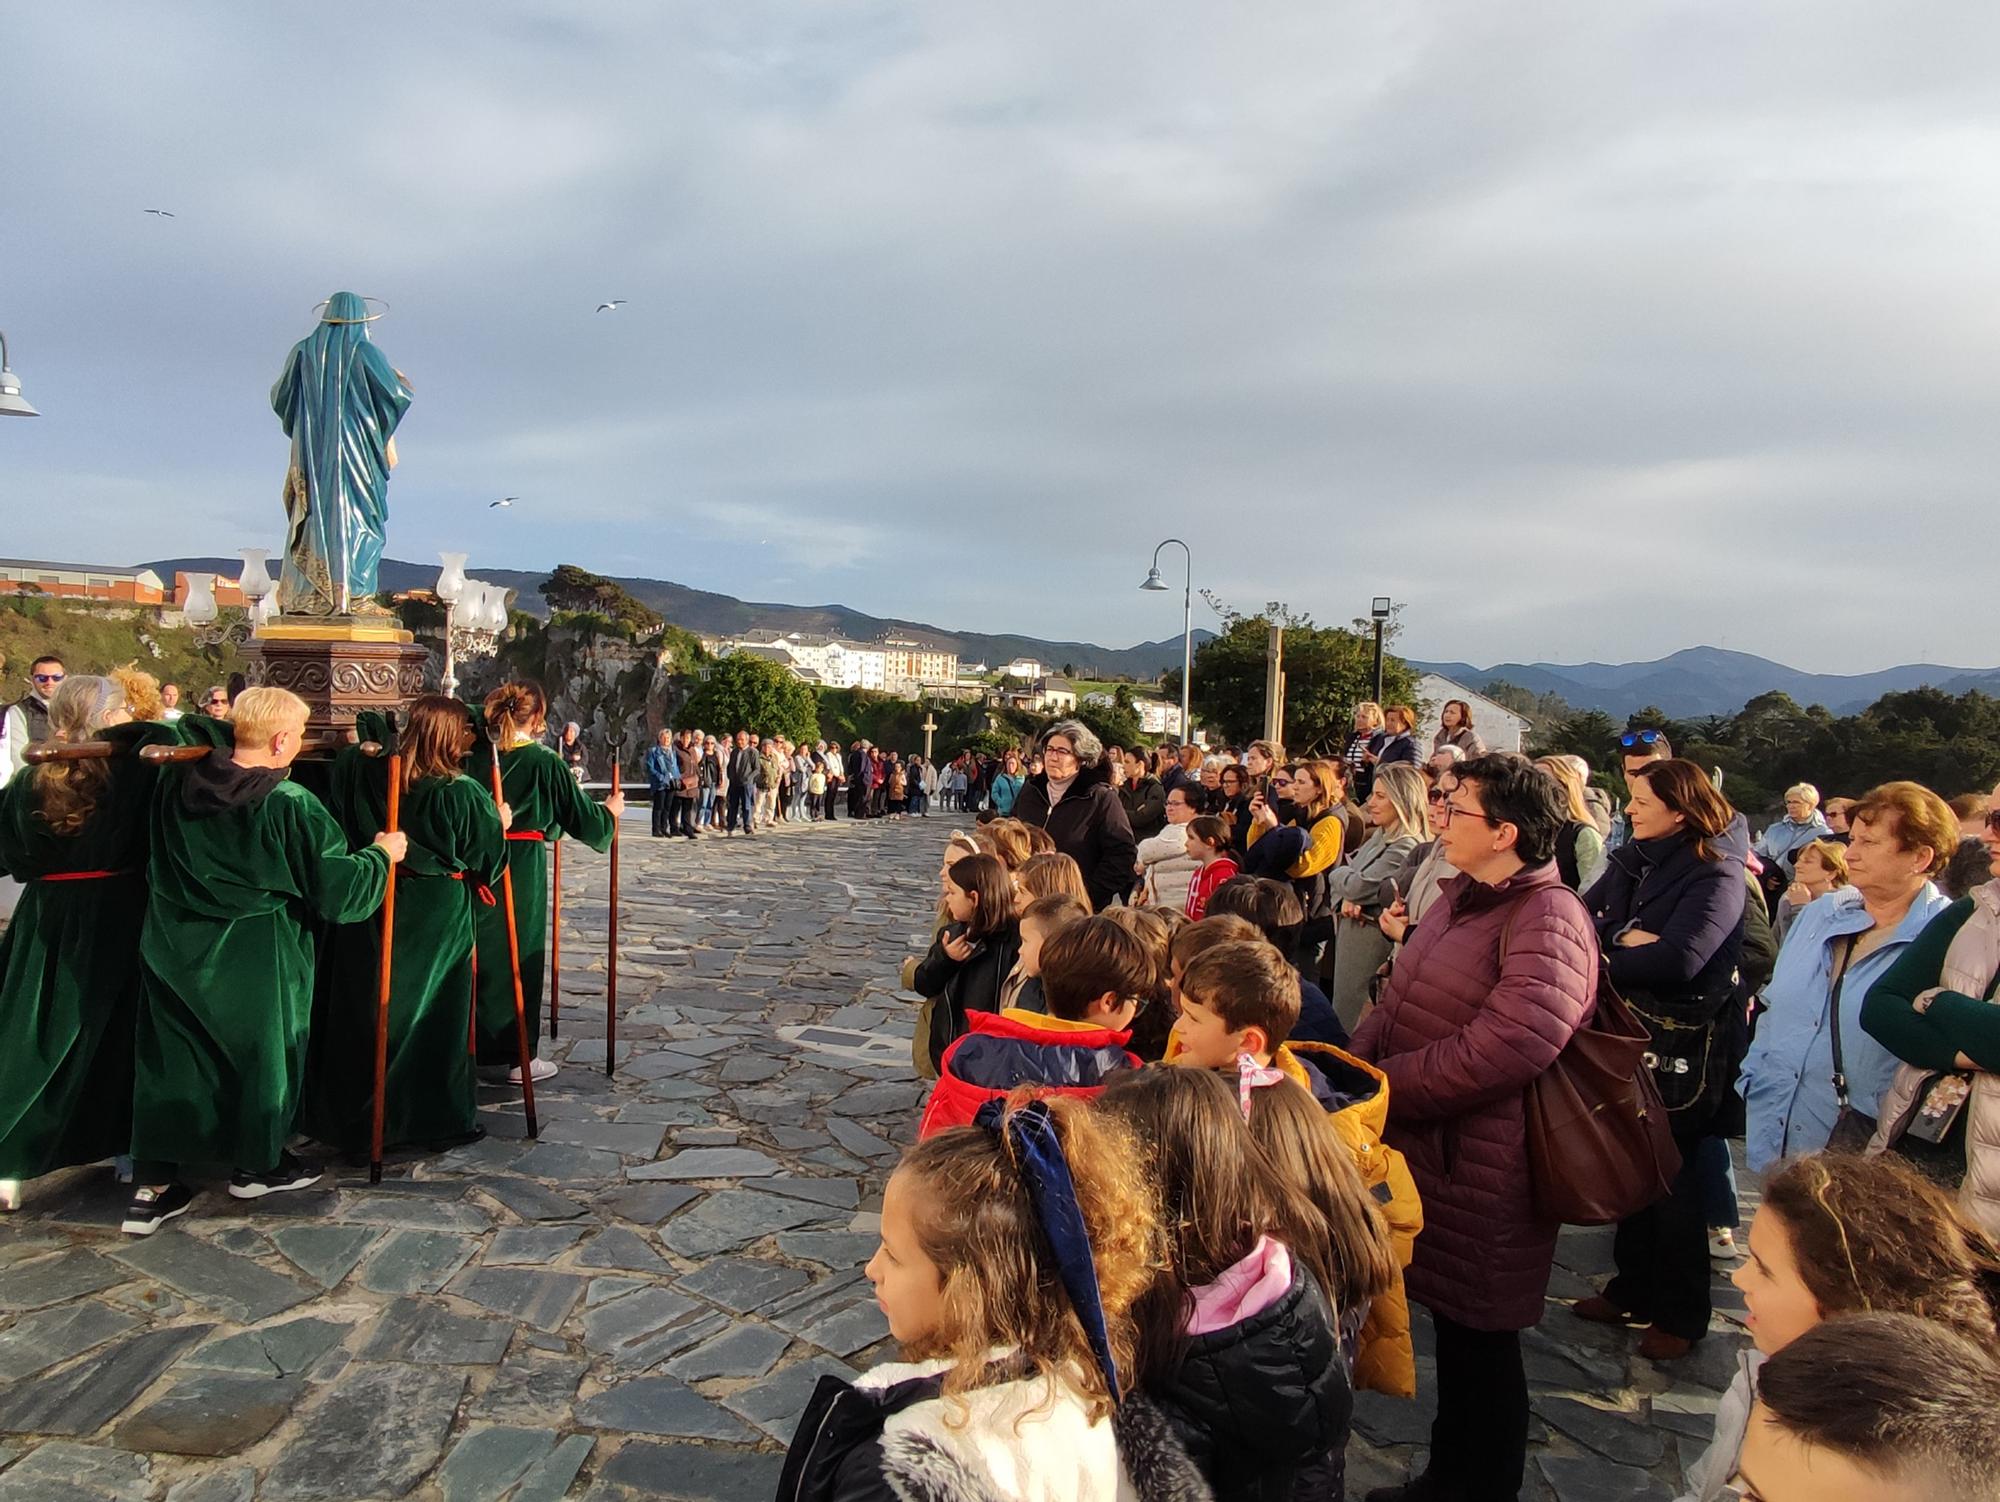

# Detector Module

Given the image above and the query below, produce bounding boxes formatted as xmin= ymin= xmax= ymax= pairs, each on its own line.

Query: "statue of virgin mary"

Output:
xmin=271 ymin=292 xmax=412 ymax=617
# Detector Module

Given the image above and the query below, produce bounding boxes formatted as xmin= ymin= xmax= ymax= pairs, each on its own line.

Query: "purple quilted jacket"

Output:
xmin=1348 ymin=862 xmax=1599 ymax=1330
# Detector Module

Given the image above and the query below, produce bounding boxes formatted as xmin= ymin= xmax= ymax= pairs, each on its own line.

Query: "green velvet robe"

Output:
xmin=301 ymin=749 xmax=507 ymax=1152
xmin=0 ymin=722 xmax=174 ymax=1180
xmin=472 ymin=740 xmax=616 ymax=1064
xmin=133 ymin=764 xmax=390 ymax=1173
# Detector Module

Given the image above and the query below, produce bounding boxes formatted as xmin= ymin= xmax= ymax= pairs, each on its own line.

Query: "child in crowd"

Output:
xmin=910 ymin=854 xmax=1021 ymax=1074
xmin=982 ymin=816 xmax=1035 ymax=871
xmin=1017 ymin=850 xmax=1089 ymax=906
xmin=1182 ymin=816 xmax=1237 ymax=919
xmin=1206 ymin=876 xmax=1347 ymax=1045
xmin=1025 ymin=824 xmax=1057 ymax=856
xmin=1101 ymin=905 xmax=1179 ymax=1061
xmin=1169 ymin=934 xmax=1423 ymax=1398
xmin=919 ymin=914 xmax=1147 ymax=1135
xmin=1002 ymin=890 xmax=1090 ymax=1014
xmin=1097 ymin=1066 xmax=1350 ymax=1502
xmin=779 ymin=1093 xmax=1207 ymax=1501
xmin=123 ymin=686 xmax=407 ymax=1235
xmin=1740 ymin=1312 xmax=2000 ymax=1502
xmin=1675 ymin=1152 xmax=2000 ymax=1502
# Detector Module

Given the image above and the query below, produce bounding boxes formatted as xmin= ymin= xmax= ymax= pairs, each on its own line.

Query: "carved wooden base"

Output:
xmin=241 ymin=634 xmax=429 ymax=744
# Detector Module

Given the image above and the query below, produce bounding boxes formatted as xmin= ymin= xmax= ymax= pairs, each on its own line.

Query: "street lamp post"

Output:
xmin=1140 ymin=539 xmax=1193 ymax=744
xmin=0 ymin=329 xmax=38 ymax=418
xmin=1370 ymin=597 xmax=1393 ymax=704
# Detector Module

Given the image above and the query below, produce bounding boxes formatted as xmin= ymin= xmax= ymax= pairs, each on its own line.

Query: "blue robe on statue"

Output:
xmin=272 ymin=291 xmax=412 ymax=616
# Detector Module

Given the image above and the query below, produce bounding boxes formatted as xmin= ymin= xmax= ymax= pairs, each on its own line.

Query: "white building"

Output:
xmin=1416 ymin=673 xmax=1530 ymax=754
xmin=880 ymin=638 xmax=960 ymax=697
xmin=1083 ymin=692 xmax=1184 ymax=738
xmin=1002 ymin=658 xmax=1048 ymax=681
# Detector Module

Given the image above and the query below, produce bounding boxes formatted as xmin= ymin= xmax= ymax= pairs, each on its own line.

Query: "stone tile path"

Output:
xmin=0 ymin=811 xmax=1753 ymax=1500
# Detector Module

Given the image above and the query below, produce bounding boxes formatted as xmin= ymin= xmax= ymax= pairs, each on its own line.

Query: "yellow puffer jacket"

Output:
xmin=1279 ymin=1041 xmax=1423 ymax=1399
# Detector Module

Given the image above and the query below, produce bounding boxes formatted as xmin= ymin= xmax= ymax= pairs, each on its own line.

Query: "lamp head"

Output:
xmin=1371 ymin=596 xmax=1393 ymax=620
xmin=1140 ymin=567 xmax=1168 ymax=592
xmin=435 ymin=551 xmax=468 ymax=604
xmin=0 ymin=365 xmax=37 ymax=418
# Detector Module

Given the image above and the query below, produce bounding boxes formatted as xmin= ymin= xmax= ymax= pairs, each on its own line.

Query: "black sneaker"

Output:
xmin=228 ymin=1151 xmax=325 ymax=1200
xmin=121 ymin=1182 xmax=195 ymax=1236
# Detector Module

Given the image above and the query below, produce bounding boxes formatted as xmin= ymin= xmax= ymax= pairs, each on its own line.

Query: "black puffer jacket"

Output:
xmin=1012 ymin=759 xmax=1139 ymax=912
xmin=909 ymin=920 xmax=1023 ymax=1072
xmin=1122 ymin=775 xmax=1168 ymax=843
xmin=1152 ymin=1258 xmax=1351 ymax=1502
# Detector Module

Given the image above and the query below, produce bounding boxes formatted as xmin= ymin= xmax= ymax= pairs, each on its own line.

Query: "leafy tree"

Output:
xmin=1167 ymin=604 xmax=1418 ymax=756
xmin=1075 ymin=697 xmax=1143 ymax=753
xmin=677 ymin=654 xmax=818 ymax=745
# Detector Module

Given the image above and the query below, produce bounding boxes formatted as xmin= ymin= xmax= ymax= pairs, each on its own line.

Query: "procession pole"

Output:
xmin=549 ymin=837 xmax=562 ymax=1039
xmin=369 ymin=756 xmax=402 ymax=1185
xmin=607 ymin=761 xmax=620 ymax=1078
xmin=489 ymin=742 xmax=539 ymax=1138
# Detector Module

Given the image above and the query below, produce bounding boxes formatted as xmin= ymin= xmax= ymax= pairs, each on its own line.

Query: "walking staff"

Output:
xmin=608 ymin=761 xmax=621 ymax=1078
xmin=488 ymin=738 xmax=540 ymax=1139
xmin=550 ymin=837 xmax=562 ymax=1039
xmin=368 ymin=754 xmax=402 ymax=1184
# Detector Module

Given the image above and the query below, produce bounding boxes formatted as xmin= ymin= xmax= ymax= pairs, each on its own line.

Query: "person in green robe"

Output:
xmin=301 ymin=699 xmax=507 ymax=1153
xmin=124 ymin=685 xmax=406 ymax=1236
xmin=0 ymin=677 xmax=174 ymax=1211
xmin=472 ymin=680 xmax=622 ymax=1081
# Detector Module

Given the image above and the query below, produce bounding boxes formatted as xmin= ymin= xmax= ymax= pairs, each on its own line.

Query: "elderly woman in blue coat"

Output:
xmin=1739 ymin=782 xmax=1956 ymax=1172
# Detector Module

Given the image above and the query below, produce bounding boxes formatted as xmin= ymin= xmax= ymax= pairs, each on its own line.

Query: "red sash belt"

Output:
xmin=447 ymin=871 xmax=499 ymax=906
xmin=505 ymin=830 xmax=547 ymax=842
xmin=38 ymin=868 xmax=134 ymax=882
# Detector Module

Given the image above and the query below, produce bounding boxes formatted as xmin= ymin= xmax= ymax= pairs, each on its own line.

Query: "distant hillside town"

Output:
xmin=706 ymin=629 xmax=1188 ymax=735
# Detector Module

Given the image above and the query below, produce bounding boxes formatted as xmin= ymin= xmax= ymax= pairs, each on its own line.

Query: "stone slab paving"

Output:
xmin=0 ymin=810 xmax=1753 ymax=1499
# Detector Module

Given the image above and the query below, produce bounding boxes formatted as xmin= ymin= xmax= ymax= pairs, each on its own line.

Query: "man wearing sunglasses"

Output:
xmin=0 ymin=654 xmax=65 ymax=788
xmin=1605 ymin=727 xmax=1672 ymax=855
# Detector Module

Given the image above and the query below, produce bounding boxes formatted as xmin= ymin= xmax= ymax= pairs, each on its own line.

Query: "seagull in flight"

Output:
xmin=490 ymin=496 xmax=519 ymax=509
xmin=143 ymin=208 xmax=176 ymax=218
xmin=595 ymin=299 xmax=626 ymax=313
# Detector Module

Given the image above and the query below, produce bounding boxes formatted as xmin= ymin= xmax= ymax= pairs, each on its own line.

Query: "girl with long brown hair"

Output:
xmin=1097 ymin=1065 xmax=1352 ymax=1502
xmin=0 ymin=675 xmax=170 ymax=1209
xmin=470 ymin=681 xmax=623 ymax=1082
xmin=779 ymin=1092 xmax=1191 ymax=1499
xmin=302 ymin=696 xmax=510 ymax=1152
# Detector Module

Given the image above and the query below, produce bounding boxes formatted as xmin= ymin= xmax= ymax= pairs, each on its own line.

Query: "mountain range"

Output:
xmin=1411 ymin=645 xmax=2000 ymax=720
xmin=145 ymin=556 xmax=1212 ymax=680
xmin=145 ymin=559 xmax=1999 ymax=717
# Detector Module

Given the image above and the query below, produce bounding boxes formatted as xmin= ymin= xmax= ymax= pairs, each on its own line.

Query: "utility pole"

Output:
xmin=1264 ymin=625 xmax=1285 ymax=744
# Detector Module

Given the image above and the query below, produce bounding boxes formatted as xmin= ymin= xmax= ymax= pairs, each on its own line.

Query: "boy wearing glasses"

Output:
xmin=0 ymin=655 xmax=64 ymax=786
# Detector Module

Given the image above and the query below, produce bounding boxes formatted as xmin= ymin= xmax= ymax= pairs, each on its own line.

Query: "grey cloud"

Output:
xmin=2 ymin=2 xmax=1995 ymax=672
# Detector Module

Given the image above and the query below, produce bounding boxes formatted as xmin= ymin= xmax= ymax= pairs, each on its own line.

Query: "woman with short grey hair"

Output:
xmin=1010 ymin=720 xmax=1136 ymax=910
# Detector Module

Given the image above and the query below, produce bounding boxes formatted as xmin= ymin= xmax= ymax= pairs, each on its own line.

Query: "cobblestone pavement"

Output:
xmin=0 ymin=812 xmax=1752 ymax=1501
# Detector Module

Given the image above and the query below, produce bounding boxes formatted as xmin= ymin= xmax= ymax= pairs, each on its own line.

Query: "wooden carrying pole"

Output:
xmin=489 ymin=747 xmax=539 ymax=1138
xmin=23 ymin=742 xmax=120 ymax=764
xmin=549 ymin=838 xmax=562 ymax=1039
xmin=369 ymin=756 xmax=403 ymax=1184
xmin=607 ymin=764 xmax=620 ymax=1078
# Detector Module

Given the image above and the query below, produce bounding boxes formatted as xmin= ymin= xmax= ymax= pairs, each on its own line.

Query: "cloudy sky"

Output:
xmin=3 ymin=4 xmax=1995 ymax=673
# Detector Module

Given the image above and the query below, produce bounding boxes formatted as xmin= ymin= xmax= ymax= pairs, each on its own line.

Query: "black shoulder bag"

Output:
xmin=1825 ymin=935 xmax=1879 ymax=1153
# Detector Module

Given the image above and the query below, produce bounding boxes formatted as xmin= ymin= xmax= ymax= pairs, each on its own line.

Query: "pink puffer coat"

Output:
xmin=1348 ymin=862 xmax=1598 ymax=1331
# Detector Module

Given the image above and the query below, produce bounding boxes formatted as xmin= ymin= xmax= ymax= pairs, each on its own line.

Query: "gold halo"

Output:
xmin=312 ymin=296 xmax=390 ymax=324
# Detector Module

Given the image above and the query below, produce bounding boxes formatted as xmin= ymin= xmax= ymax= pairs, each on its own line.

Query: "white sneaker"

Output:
xmin=1708 ymin=1226 xmax=1740 ymax=1260
xmin=508 ymin=1058 xmax=559 ymax=1084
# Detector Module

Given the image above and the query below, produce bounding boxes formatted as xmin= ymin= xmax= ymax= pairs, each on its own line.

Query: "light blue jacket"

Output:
xmin=1739 ymin=882 xmax=1951 ymax=1170
xmin=1753 ymin=812 xmax=1831 ymax=877
xmin=989 ymin=772 xmax=1024 ymax=816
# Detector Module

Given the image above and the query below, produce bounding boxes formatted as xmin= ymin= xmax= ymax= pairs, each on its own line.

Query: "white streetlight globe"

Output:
xmin=182 ymin=573 xmax=219 ymax=626
xmin=436 ymin=551 xmax=468 ymax=605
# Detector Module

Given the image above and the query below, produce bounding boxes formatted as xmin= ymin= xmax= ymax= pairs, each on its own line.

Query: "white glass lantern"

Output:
xmin=436 ymin=551 xmax=468 ymax=605
xmin=183 ymin=572 xmax=219 ymax=626
xmin=236 ymin=548 xmax=274 ymax=604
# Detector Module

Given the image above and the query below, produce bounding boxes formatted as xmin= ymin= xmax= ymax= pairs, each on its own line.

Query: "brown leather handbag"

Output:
xmin=1505 ymin=894 xmax=1683 ymax=1225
